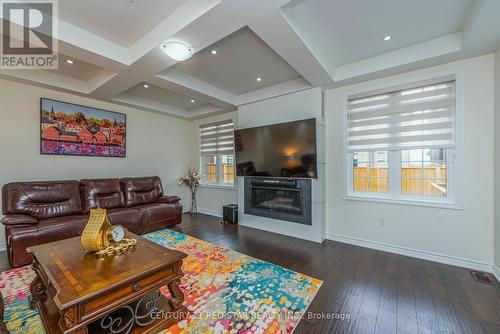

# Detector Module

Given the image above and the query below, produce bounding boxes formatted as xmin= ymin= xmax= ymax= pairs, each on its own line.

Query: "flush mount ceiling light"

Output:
xmin=66 ymin=59 xmax=74 ymax=64
xmin=143 ymin=84 xmax=149 ymax=88
xmin=383 ymin=35 xmax=392 ymax=41
xmin=161 ymin=41 xmax=193 ymax=61
xmin=211 ymin=50 xmax=217 ymax=55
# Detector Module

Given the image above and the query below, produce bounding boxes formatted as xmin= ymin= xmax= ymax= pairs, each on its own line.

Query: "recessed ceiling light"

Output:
xmin=256 ymin=77 xmax=262 ymax=82
xmin=161 ymin=41 xmax=193 ymax=61
xmin=383 ymin=35 xmax=392 ymax=41
xmin=143 ymin=84 xmax=149 ymax=88
xmin=211 ymin=50 xmax=217 ymax=55
xmin=66 ymin=59 xmax=74 ymax=64
xmin=190 ymin=99 xmax=196 ymax=103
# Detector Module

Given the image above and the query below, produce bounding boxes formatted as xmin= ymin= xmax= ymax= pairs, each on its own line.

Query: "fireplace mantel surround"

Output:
xmin=236 ymin=87 xmax=326 ymax=243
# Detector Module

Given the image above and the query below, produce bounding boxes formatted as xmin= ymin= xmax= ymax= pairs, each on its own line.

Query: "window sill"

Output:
xmin=343 ymin=194 xmax=463 ymax=210
xmin=199 ymin=184 xmax=236 ymax=190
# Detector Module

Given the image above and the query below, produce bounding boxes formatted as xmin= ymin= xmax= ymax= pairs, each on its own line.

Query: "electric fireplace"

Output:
xmin=244 ymin=177 xmax=312 ymax=225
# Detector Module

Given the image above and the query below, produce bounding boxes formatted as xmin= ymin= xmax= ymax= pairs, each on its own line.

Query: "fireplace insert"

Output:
xmin=244 ymin=177 xmax=312 ymax=225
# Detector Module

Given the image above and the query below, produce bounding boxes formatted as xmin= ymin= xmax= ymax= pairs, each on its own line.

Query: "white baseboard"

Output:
xmin=241 ymin=219 xmax=324 ymax=243
xmin=493 ymin=265 xmax=500 ymax=283
xmin=326 ymin=233 xmax=494 ymax=273
xmin=0 ymin=243 xmax=5 ymax=252
xmin=197 ymin=208 xmax=222 ymax=218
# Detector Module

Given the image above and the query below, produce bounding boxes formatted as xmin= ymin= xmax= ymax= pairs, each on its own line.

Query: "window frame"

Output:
xmin=342 ymin=71 xmax=464 ymax=210
xmin=199 ymin=119 xmax=236 ymax=189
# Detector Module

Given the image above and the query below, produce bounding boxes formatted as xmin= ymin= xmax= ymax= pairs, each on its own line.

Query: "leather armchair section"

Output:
xmin=2 ymin=181 xmax=82 ymax=219
xmin=5 ymin=224 xmax=38 ymax=267
xmin=1 ymin=214 xmax=38 ymax=226
xmin=158 ymin=196 xmax=181 ymax=204
xmin=137 ymin=202 xmax=183 ymax=234
xmin=120 ymin=176 xmax=163 ymax=207
xmin=81 ymin=178 xmax=125 ymax=213
xmin=107 ymin=208 xmax=142 ymax=234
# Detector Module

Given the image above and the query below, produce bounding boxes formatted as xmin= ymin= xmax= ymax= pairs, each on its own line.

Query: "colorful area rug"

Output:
xmin=0 ymin=229 xmax=322 ymax=334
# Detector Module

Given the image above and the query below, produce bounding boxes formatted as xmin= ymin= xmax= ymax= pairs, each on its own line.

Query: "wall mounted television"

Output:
xmin=234 ymin=118 xmax=317 ymax=178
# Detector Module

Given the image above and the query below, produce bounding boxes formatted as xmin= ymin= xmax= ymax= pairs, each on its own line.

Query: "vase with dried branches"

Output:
xmin=178 ymin=166 xmax=202 ymax=214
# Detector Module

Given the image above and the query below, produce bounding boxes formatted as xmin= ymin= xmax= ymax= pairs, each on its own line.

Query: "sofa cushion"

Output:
xmin=135 ymin=202 xmax=181 ymax=234
xmin=2 ymin=181 xmax=82 ymax=219
xmin=121 ymin=177 xmax=163 ymax=207
xmin=37 ymin=215 xmax=88 ymax=244
xmin=107 ymin=208 xmax=142 ymax=234
xmin=81 ymin=179 xmax=125 ymax=213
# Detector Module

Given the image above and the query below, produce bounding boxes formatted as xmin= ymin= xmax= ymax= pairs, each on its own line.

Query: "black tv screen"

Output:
xmin=234 ymin=118 xmax=317 ymax=178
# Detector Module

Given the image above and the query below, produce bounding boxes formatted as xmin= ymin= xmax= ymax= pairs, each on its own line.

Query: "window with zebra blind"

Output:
xmin=345 ymin=76 xmax=462 ymax=207
xmin=199 ymin=120 xmax=235 ymax=186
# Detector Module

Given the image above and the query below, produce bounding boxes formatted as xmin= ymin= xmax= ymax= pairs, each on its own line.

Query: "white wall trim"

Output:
xmin=493 ymin=265 xmax=500 ymax=283
xmin=197 ymin=208 xmax=222 ymax=218
xmin=326 ymin=233 xmax=494 ymax=273
xmin=333 ymin=33 xmax=462 ymax=81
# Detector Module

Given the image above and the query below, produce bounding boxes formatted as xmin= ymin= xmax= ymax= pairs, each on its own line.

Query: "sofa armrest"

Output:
xmin=1 ymin=214 xmax=38 ymax=226
xmin=158 ymin=196 xmax=181 ymax=204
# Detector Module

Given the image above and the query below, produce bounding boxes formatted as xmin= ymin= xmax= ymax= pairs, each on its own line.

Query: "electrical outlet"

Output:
xmin=378 ymin=217 xmax=386 ymax=227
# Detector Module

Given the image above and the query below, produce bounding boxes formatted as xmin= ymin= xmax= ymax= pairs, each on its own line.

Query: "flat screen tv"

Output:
xmin=234 ymin=118 xmax=317 ymax=178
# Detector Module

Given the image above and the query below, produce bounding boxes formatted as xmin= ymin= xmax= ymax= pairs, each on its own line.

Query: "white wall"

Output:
xmin=494 ymin=48 xmax=500 ymax=277
xmin=0 ymin=78 xmax=194 ymax=246
xmin=326 ymin=54 xmax=495 ymax=270
xmin=191 ymin=112 xmax=238 ymax=217
xmin=237 ymin=87 xmax=326 ymax=242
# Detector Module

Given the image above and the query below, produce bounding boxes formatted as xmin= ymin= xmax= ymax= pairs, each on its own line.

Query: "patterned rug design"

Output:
xmin=0 ymin=229 xmax=322 ymax=334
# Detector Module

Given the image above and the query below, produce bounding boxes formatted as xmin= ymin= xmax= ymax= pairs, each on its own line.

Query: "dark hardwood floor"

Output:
xmin=1 ymin=213 xmax=499 ymax=334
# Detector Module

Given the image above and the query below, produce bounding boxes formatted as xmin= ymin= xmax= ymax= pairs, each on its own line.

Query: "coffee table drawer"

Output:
xmin=82 ymin=267 xmax=174 ymax=318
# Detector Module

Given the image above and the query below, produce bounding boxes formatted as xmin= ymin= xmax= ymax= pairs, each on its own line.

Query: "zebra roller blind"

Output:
xmin=347 ymin=80 xmax=455 ymax=152
xmin=200 ymin=120 xmax=234 ymax=155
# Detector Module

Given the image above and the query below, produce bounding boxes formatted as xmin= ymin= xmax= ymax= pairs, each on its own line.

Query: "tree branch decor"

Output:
xmin=178 ymin=166 xmax=202 ymax=214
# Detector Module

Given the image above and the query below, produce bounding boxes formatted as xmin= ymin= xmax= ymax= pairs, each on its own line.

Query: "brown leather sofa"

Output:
xmin=1 ymin=176 xmax=182 ymax=267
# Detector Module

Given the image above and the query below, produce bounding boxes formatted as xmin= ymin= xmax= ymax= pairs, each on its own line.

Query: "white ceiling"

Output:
xmin=59 ymin=0 xmax=189 ymax=47
xmin=283 ymin=0 xmax=472 ymax=67
xmin=49 ymin=56 xmax=103 ymax=82
xmin=0 ymin=0 xmax=499 ymax=119
xmin=173 ymin=28 xmax=302 ymax=95
xmin=124 ymin=83 xmax=212 ymax=110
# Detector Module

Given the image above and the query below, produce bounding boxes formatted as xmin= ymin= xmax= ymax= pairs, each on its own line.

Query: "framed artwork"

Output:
xmin=40 ymin=98 xmax=126 ymax=157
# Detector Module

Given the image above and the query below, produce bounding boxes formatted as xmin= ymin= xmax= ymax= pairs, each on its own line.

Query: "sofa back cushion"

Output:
xmin=120 ymin=176 xmax=163 ymax=207
xmin=2 ymin=181 xmax=82 ymax=219
xmin=81 ymin=179 xmax=125 ymax=214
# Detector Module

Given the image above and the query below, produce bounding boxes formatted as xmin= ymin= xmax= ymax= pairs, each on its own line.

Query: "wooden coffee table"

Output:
xmin=27 ymin=231 xmax=188 ymax=334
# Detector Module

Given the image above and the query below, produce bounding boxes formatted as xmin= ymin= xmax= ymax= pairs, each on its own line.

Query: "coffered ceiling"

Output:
xmin=59 ymin=0 xmax=190 ymax=47
xmin=0 ymin=0 xmax=499 ymax=119
xmin=284 ymin=0 xmax=472 ymax=67
xmin=172 ymin=28 xmax=302 ymax=95
xmin=50 ymin=56 xmax=103 ymax=82
xmin=121 ymin=83 xmax=215 ymax=110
